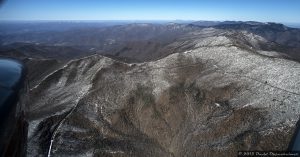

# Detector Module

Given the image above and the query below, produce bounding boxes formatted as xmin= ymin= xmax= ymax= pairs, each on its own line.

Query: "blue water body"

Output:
xmin=0 ymin=58 xmax=25 ymax=122
xmin=0 ymin=59 xmax=23 ymax=88
xmin=0 ymin=88 xmax=12 ymax=108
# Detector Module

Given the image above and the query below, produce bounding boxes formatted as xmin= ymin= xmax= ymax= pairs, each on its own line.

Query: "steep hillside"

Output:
xmin=26 ymin=33 xmax=300 ymax=156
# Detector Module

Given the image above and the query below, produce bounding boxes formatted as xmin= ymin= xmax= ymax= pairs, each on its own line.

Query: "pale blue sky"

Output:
xmin=0 ymin=0 xmax=299 ymax=23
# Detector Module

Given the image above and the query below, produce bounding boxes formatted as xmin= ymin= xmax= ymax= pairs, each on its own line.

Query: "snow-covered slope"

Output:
xmin=26 ymin=30 xmax=300 ymax=157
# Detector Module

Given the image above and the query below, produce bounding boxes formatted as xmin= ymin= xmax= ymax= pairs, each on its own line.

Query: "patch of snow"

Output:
xmin=27 ymin=119 xmax=42 ymax=139
xmin=241 ymin=104 xmax=251 ymax=108
xmin=184 ymin=50 xmax=191 ymax=54
xmin=257 ymin=50 xmax=282 ymax=57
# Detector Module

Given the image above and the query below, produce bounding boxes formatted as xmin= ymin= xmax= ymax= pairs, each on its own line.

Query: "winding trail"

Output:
xmin=46 ymin=93 xmax=87 ymax=157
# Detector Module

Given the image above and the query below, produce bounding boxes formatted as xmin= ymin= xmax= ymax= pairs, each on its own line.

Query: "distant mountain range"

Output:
xmin=1 ymin=21 xmax=300 ymax=62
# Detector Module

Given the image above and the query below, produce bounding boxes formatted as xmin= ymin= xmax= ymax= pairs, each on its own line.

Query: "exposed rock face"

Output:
xmin=26 ymin=30 xmax=300 ymax=156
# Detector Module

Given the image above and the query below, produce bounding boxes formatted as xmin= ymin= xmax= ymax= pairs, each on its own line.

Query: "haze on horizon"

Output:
xmin=0 ymin=0 xmax=299 ymax=24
